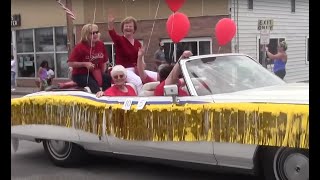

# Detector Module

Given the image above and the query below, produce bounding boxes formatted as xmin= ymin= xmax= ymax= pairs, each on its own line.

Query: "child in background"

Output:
xmin=47 ymin=67 xmax=55 ymax=86
xmin=38 ymin=61 xmax=49 ymax=91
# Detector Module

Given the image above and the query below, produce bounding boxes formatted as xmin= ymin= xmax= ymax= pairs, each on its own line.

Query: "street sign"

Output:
xmin=260 ymin=29 xmax=270 ymax=45
xmin=258 ymin=19 xmax=274 ymax=30
xmin=11 ymin=14 xmax=21 ymax=27
xmin=257 ymin=19 xmax=273 ymax=69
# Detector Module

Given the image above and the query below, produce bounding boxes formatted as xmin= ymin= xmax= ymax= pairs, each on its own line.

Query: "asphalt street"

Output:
xmin=11 ymin=141 xmax=260 ymax=180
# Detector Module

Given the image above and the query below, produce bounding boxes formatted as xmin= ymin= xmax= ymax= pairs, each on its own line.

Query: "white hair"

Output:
xmin=110 ymin=65 xmax=127 ymax=77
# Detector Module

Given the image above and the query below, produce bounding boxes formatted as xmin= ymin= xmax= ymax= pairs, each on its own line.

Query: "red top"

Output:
xmin=104 ymin=85 xmax=137 ymax=96
xmin=154 ymin=81 xmax=188 ymax=96
xmin=68 ymin=41 xmax=108 ymax=75
xmin=108 ymin=29 xmax=141 ymax=68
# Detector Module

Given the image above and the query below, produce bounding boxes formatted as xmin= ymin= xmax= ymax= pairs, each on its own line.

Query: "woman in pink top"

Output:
xmin=107 ymin=14 xmax=157 ymax=94
xmin=38 ymin=60 xmax=49 ymax=91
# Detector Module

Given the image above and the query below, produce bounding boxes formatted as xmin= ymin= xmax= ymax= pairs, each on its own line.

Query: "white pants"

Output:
xmin=126 ymin=67 xmax=158 ymax=94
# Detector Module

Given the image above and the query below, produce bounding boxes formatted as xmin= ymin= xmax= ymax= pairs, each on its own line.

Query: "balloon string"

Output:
xmin=218 ymin=46 xmax=221 ymax=54
xmin=169 ymin=12 xmax=175 ymax=63
xmin=89 ymin=0 xmax=97 ymax=57
xmin=87 ymin=0 xmax=97 ymax=86
xmin=146 ymin=0 xmax=161 ymax=54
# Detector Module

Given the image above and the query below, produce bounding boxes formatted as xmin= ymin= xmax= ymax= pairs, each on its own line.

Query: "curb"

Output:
xmin=11 ymin=89 xmax=39 ymax=96
xmin=11 ymin=91 xmax=32 ymax=96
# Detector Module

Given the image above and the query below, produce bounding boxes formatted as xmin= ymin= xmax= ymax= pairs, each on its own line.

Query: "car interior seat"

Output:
xmin=139 ymin=81 xmax=160 ymax=96
xmin=126 ymin=82 xmax=138 ymax=95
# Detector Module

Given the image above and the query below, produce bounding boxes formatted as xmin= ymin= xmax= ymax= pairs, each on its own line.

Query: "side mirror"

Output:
xmin=164 ymin=85 xmax=178 ymax=104
xmin=164 ymin=84 xmax=178 ymax=96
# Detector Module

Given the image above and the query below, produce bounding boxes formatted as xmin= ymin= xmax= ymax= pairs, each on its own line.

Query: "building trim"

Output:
xmin=305 ymin=35 xmax=309 ymax=65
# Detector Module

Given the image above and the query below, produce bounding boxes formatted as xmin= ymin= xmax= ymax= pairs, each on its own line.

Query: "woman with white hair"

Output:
xmin=96 ymin=65 xmax=137 ymax=97
xmin=266 ymin=41 xmax=288 ymax=79
xmin=68 ymin=23 xmax=111 ymax=94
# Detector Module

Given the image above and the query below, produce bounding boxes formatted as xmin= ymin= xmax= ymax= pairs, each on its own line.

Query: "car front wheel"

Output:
xmin=259 ymin=146 xmax=309 ymax=180
xmin=43 ymin=140 xmax=87 ymax=167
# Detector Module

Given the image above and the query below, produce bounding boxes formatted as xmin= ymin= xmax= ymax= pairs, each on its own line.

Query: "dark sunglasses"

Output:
xmin=90 ymin=31 xmax=99 ymax=35
xmin=113 ymin=74 xmax=125 ymax=80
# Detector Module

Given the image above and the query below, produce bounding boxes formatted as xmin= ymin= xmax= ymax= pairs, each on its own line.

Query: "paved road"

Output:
xmin=11 ymin=95 xmax=259 ymax=180
xmin=11 ymin=141 xmax=259 ymax=180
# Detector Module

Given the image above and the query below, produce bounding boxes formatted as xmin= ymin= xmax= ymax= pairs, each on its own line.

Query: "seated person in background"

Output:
xmin=96 ymin=65 xmax=137 ymax=97
xmin=154 ymin=51 xmax=193 ymax=96
xmin=154 ymin=42 xmax=167 ymax=67
xmin=136 ymin=47 xmax=190 ymax=85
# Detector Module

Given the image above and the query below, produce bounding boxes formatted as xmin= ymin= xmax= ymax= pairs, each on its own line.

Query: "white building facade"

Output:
xmin=230 ymin=0 xmax=309 ymax=82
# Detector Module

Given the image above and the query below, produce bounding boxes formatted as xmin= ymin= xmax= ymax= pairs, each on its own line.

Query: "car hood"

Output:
xmin=211 ymin=83 xmax=309 ymax=104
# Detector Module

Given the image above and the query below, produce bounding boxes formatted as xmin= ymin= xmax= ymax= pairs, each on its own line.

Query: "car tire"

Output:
xmin=43 ymin=139 xmax=88 ymax=167
xmin=259 ymin=146 xmax=309 ymax=180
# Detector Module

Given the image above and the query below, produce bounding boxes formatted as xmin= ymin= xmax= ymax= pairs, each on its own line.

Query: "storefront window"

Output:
xmin=161 ymin=43 xmax=173 ymax=64
xmin=35 ymin=28 xmax=54 ymax=52
xmin=199 ymin=41 xmax=211 ymax=55
xmin=17 ymin=54 xmax=35 ymax=77
xmin=104 ymin=43 xmax=115 ymax=66
xmin=176 ymin=42 xmax=198 ymax=60
xmin=56 ymin=53 xmax=69 ymax=78
xmin=55 ymin=27 xmax=68 ymax=51
xmin=16 ymin=29 xmax=34 ymax=53
xmin=163 ymin=38 xmax=212 ymax=63
xmin=16 ymin=27 xmax=69 ymax=78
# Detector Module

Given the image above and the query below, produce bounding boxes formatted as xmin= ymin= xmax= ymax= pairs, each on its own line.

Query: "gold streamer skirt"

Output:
xmin=11 ymin=95 xmax=309 ymax=149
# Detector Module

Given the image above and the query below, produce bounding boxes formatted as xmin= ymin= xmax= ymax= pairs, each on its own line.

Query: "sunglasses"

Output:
xmin=90 ymin=31 xmax=99 ymax=35
xmin=113 ymin=74 xmax=125 ymax=79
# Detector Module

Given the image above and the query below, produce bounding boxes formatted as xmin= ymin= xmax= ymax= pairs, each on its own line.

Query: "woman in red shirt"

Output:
xmin=68 ymin=24 xmax=111 ymax=94
xmin=107 ymin=15 xmax=157 ymax=94
xmin=96 ymin=65 xmax=137 ymax=97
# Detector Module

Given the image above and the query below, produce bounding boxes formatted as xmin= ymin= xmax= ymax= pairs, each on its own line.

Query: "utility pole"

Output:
xmin=66 ymin=0 xmax=75 ymax=56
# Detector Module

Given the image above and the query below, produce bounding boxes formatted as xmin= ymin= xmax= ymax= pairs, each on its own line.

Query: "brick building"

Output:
xmin=11 ymin=0 xmax=231 ymax=87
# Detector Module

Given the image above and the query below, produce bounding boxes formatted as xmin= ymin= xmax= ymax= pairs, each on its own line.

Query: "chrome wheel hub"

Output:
xmin=47 ymin=140 xmax=72 ymax=160
xmin=283 ymin=153 xmax=309 ymax=180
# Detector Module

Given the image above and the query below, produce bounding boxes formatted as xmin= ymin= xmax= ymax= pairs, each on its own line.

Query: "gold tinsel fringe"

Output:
xmin=11 ymin=95 xmax=309 ymax=149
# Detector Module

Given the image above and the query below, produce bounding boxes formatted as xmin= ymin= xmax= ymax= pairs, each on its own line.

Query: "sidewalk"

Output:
xmin=11 ymin=87 xmax=39 ymax=96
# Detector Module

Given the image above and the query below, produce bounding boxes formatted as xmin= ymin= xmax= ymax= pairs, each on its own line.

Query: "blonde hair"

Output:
xmin=111 ymin=65 xmax=127 ymax=77
xmin=120 ymin=16 xmax=137 ymax=33
xmin=279 ymin=41 xmax=288 ymax=51
xmin=80 ymin=23 xmax=98 ymax=42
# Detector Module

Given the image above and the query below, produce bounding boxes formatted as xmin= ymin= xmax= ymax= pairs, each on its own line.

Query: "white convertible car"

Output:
xmin=11 ymin=54 xmax=309 ymax=180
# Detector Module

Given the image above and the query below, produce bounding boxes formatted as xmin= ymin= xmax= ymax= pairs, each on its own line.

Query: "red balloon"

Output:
xmin=166 ymin=12 xmax=190 ymax=43
xmin=215 ymin=18 xmax=237 ymax=46
xmin=165 ymin=0 xmax=186 ymax=12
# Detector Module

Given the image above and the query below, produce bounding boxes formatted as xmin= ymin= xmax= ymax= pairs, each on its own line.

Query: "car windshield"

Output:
xmin=184 ymin=55 xmax=286 ymax=95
